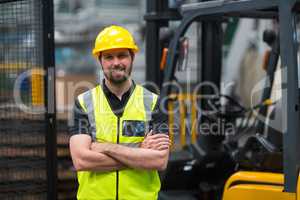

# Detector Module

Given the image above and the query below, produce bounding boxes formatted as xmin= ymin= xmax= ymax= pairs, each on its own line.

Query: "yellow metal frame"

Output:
xmin=168 ymin=93 xmax=199 ymax=150
xmin=31 ymin=68 xmax=44 ymax=106
xmin=222 ymin=171 xmax=297 ymax=200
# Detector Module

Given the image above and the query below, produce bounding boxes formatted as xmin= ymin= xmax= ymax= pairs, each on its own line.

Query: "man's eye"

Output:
xmin=104 ymin=56 xmax=113 ymax=60
xmin=119 ymin=54 xmax=129 ymax=59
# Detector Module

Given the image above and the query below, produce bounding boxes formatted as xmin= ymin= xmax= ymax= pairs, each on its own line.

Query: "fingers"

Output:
xmin=147 ymin=133 xmax=169 ymax=140
xmin=141 ymin=132 xmax=170 ymax=150
xmin=157 ymin=144 xmax=170 ymax=151
xmin=143 ymin=133 xmax=168 ymax=144
xmin=91 ymin=142 xmax=102 ymax=152
xmin=145 ymin=130 xmax=153 ymax=137
xmin=143 ymin=135 xmax=169 ymax=146
xmin=153 ymin=141 xmax=170 ymax=151
xmin=146 ymin=138 xmax=171 ymax=151
xmin=148 ymin=138 xmax=170 ymax=145
xmin=91 ymin=142 xmax=97 ymax=150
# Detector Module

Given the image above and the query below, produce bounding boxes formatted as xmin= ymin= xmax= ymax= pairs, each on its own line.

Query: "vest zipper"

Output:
xmin=116 ymin=117 xmax=120 ymax=200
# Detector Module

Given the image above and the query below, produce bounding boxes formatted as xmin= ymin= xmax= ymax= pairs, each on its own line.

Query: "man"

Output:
xmin=69 ymin=25 xmax=170 ymax=200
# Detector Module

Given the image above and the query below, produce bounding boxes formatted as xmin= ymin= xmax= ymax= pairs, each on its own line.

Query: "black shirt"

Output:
xmin=68 ymin=80 xmax=168 ymax=137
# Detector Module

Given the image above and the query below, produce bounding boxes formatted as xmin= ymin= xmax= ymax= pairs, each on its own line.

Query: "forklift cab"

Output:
xmin=156 ymin=0 xmax=300 ymax=199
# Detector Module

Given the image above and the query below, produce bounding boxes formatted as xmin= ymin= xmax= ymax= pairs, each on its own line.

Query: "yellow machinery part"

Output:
xmin=168 ymin=100 xmax=175 ymax=150
xmin=191 ymin=95 xmax=197 ymax=144
xmin=222 ymin=171 xmax=296 ymax=200
xmin=179 ymin=96 xmax=186 ymax=147
xmin=167 ymin=93 xmax=199 ymax=150
xmin=31 ymin=68 xmax=44 ymax=106
xmin=297 ymin=171 xmax=300 ymax=200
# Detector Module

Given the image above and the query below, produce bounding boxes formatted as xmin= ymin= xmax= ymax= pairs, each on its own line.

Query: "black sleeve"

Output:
xmin=68 ymin=98 xmax=91 ymax=136
xmin=150 ymin=96 xmax=169 ymax=135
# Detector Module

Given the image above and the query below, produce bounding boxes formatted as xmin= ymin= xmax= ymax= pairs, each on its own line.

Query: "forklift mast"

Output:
xmin=144 ymin=0 xmax=181 ymax=91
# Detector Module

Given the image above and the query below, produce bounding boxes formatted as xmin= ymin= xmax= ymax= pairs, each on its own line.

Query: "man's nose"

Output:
xmin=112 ymin=57 xmax=121 ymax=66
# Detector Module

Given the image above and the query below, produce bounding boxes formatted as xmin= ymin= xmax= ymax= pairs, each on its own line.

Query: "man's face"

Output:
xmin=100 ymin=48 xmax=133 ymax=85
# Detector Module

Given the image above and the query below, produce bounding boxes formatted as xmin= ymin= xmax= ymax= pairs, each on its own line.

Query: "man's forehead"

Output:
xmin=102 ymin=48 xmax=130 ymax=55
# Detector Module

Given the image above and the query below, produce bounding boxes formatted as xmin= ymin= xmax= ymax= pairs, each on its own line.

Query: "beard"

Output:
xmin=103 ymin=64 xmax=132 ymax=85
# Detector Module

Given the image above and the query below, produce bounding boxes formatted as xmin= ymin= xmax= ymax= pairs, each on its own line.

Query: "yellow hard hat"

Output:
xmin=92 ymin=25 xmax=139 ymax=57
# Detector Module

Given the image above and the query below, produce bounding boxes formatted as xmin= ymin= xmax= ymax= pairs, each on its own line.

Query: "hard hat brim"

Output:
xmin=92 ymin=46 xmax=139 ymax=58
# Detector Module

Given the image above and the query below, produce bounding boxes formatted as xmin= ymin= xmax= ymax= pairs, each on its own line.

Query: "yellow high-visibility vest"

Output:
xmin=76 ymin=84 xmax=160 ymax=200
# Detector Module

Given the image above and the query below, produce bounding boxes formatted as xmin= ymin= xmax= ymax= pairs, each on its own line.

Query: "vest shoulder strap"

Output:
xmin=138 ymin=85 xmax=159 ymax=122
xmin=140 ymin=86 xmax=158 ymax=111
xmin=77 ymin=91 xmax=88 ymax=113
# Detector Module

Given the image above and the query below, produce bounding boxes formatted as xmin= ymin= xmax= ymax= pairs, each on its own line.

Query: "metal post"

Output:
xmin=42 ymin=0 xmax=57 ymax=199
xmin=145 ymin=0 xmax=161 ymax=91
xmin=278 ymin=0 xmax=300 ymax=193
xmin=197 ymin=22 xmax=202 ymax=83
xmin=198 ymin=8 xmax=224 ymax=152
xmin=256 ymin=36 xmax=280 ymax=135
xmin=201 ymin=21 xmax=222 ymax=92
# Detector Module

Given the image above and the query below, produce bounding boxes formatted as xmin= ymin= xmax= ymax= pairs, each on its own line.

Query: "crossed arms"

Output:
xmin=69 ymin=131 xmax=170 ymax=172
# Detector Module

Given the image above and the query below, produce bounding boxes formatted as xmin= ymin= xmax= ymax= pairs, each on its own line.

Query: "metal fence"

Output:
xmin=0 ymin=0 xmax=57 ymax=199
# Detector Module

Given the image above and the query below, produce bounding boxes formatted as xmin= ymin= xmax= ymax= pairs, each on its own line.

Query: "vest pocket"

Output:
xmin=122 ymin=120 xmax=146 ymax=137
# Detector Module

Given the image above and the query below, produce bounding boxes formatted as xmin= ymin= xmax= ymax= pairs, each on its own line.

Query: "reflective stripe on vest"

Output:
xmin=76 ymin=84 xmax=160 ymax=200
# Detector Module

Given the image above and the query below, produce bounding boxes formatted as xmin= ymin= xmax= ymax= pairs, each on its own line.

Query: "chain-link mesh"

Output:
xmin=0 ymin=0 xmax=47 ymax=199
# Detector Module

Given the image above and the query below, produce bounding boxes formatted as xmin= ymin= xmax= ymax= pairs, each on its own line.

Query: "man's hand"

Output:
xmin=140 ymin=131 xmax=170 ymax=151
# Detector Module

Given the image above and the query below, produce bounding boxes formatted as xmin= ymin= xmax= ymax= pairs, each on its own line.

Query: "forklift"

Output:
xmin=145 ymin=0 xmax=300 ymax=199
